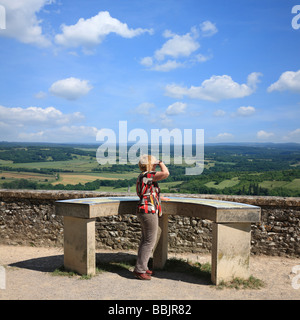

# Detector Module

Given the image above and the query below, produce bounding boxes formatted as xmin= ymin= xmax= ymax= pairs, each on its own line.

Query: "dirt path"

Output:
xmin=0 ymin=245 xmax=300 ymax=300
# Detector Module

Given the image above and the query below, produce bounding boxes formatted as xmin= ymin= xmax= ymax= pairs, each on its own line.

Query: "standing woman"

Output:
xmin=134 ymin=155 xmax=169 ymax=280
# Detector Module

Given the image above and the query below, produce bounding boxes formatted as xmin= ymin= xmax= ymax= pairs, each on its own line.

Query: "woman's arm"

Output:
xmin=152 ymin=161 xmax=169 ymax=182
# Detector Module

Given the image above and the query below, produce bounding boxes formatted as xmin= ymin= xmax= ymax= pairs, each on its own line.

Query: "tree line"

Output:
xmin=1 ymin=177 xmax=137 ymax=191
xmin=0 ymin=146 xmax=95 ymax=163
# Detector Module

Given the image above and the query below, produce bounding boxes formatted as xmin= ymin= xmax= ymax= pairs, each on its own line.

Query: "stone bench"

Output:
xmin=55 ymin=196 xmax=261 ymax=285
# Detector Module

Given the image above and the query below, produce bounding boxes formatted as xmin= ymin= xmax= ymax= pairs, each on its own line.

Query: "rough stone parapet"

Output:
xmin=0 ymin=189 xmax=299 ymax=257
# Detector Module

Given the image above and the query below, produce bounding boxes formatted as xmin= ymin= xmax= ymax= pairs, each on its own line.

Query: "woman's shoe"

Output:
xmin=146 ymin=269 xmax=154 ymax=276
xmin=133 ymin=271 xmax=151 ymax=280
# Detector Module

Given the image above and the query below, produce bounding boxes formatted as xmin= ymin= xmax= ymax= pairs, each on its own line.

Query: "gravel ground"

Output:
xmin=0 ymin=245 xmax=300 ymax=300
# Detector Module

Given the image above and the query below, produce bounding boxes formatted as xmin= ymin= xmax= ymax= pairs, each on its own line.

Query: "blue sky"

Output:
xmin=0 ymin=0 xmax=300 ymax=144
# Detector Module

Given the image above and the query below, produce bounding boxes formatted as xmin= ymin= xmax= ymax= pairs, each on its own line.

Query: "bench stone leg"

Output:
xmin=153 ymin=214 xmax=168 ymax=269
xmin=211 ymin=222 xmax=251 ymax=285
xmin=63 ymin=216 xmax=96 ymax=275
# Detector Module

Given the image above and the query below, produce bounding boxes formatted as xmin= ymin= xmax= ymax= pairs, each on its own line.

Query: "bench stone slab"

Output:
xmin=56 ymin=196 xmax=260 ymax=222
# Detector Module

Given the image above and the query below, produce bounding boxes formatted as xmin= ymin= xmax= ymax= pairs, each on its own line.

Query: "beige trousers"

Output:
xmin=134 ymin=213 xmax=160 ymax=273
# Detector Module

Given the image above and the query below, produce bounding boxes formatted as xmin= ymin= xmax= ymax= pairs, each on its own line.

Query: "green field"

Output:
xmin=259 ymin=179 xmax=300 ymax=191
xmin=0 ymin=171 xmax=55 ymax=183
xmin=2 ymin=157 xmax=98 ymax=172
xmin=205 ymin=177 xmax=240 ymax=189
xmin=1 ymin=142 xmax=300 ymax=196
xmin=52 ymin=172 xmax=138 ymax=185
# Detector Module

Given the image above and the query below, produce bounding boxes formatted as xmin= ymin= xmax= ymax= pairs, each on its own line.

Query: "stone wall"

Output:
xmin=0 ymin=189 xmax=299 ymax=257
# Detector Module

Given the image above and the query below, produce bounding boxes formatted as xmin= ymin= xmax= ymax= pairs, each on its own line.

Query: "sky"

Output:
xmin=0 ymin=0 xmax=300 ymax=144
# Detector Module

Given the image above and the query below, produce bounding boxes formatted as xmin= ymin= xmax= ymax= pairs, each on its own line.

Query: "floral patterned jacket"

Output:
xmin=136 ymin=171 xmax=162 ymax=216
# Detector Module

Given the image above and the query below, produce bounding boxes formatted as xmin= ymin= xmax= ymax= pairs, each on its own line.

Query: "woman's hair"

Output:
xmin=138 ymin=154 xmax=157 ymax=172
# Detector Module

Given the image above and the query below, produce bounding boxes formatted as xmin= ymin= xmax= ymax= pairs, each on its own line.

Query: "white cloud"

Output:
xmin=49 ymin=77 xmax=93 ymax=100
xmin=0 ymin=104 xmax=96 ymax=142
xmin=257 ymin=130 xmax=274 ymax=139
xmin=165 ymin=72 xmax=262 ymax=101
xmin=134 ymin=102 xmax=156 ymax=115
xmin=55 ymin=11 xmax=153 ymax=50
xmin=200 ymin=21 xmax=218 ymax=37
xmin=134 ymin=102 xmax=186 ymax=127
xmin=164 ymin=84 xmax=189 ymax=99
xmin=151 ymin=60 xmax=184 ymax=72
xmin=236 ymin=106 xmax=256 ymax=116
xmin=0 ymin=104 xmax=100 ymax=142
xmin=283 ymin=128 xmax=300 ymax=142
xmin=193 ymin=53 xmax=213 ymax=63
xmin=215 ymin=132 xmax=234 ymax=140
xmin=159 ymin=113 xmax=173 ymax=127
xmin=34 ymin=91 xmax=47 ymax=99
xmin=58 ymin=125 xmax=98 ymax=136
xmin=154 ymin=29 xmax=200 ymax=61
xmin=17 ymin=125 xmax=98 ymax=143
xmin=289 ymin=128 xmax=300 ymax=136
xmin=18 ymin=131 xmax=45 ymax=141
xmin=140 ymin=22 xmax=216 ymax=72
xmin=165 ymin=102 xmax=187 ymax=115
xmin=152 ymin=102 xmax=187 ymax=127
xmin=0 ymin=105 xmax=84 ymax=127
xmin=268 ymin=70 xmax=300 ymax=93
xmin=140 ymin=56 xmax=153 ymax=67
xmin=213 ymin=109 xmax=226 ymax=117
xmin=0 ymin=0 xmax=52 ymax=47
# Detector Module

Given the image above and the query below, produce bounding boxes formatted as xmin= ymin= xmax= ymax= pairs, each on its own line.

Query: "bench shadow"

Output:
xmin=9 ymin=254 xmax=64 ymax=273
xmin=96 ymin=252 xmax=212 ymax=286
xmin=9 ymin=251 xmax=211 ymax=286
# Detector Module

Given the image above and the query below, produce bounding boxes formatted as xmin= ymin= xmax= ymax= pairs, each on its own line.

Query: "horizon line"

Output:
xmin=0 ymin=140 xmax=300 ymax=146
